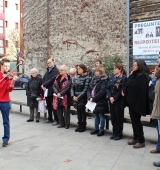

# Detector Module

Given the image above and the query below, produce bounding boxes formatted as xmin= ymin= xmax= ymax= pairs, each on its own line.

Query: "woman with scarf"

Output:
xmin=107 ymin=63 xmax=126 ymax=140
xmin=71 ymin=64 xmax=90 ymax=132
xmin=122 ymin=59 xmax=150 ymax=148
xmin=52 ymin=65 xmax=71 ymax=129
xmin=88 ymin=67 xmax=108 ymax=136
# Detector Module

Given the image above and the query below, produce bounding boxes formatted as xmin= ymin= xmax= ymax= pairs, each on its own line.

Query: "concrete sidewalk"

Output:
xmin=0 ymin=108 xmax=159 ymax=170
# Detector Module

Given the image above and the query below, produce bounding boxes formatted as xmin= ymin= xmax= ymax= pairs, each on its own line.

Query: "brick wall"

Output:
xmin=24 ymin=0 xmax=127 ymax=75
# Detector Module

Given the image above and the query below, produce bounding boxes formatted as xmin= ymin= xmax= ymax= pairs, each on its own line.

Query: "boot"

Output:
xmin=75 ymin=122 xmax=81 ymax=132
xmin=79 ymin=122 xmax=86 ymax=132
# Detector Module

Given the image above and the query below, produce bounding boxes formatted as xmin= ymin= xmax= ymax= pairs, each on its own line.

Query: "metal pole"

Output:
xmin=126 ymin=0 xmax=130 ymax=76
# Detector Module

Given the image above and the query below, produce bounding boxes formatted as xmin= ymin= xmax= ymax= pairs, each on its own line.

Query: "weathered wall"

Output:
xmin=24 ymin=0 xmax=127 ymax=75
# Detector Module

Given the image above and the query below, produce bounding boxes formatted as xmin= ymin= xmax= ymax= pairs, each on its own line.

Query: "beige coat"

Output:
xmin=151 ymin=70 xmax=160 ymax=119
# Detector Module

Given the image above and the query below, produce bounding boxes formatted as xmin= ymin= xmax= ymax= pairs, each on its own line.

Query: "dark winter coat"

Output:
xmin=87 ymin=76 xmax=109 ymax=114
xmin=53 ymin=74 xmax=72 ymax=106
xmin=26 ymin=74 xmax=42 ymax=107
xmin=71 ymin=73 xmax=90 ymax=106
xmin=107 ymin=74 xmax=126 ymax=104
xmin=123 ymin=70 xmax=150 ymax=116
xmin=42 ymin=66 xmax=59 ymax=96
xmin=151 ymin=70 xmax=160 ymax=119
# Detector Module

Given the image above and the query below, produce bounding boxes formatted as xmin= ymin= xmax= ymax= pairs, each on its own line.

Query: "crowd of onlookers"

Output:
xmin=25 ymin=58 xmax=160 ymax=168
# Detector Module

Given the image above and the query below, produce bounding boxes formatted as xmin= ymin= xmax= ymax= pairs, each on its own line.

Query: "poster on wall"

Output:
xmin=133 ymin=20 xmax=160 ymax=65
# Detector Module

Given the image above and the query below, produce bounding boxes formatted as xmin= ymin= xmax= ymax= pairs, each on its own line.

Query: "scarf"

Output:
xmin=52 ymin=74 xmax=69 ymax=111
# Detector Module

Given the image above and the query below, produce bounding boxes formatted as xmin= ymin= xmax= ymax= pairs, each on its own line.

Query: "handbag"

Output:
xmin=38 ymin=100 xmax=46 ymax=113
xmin=30 ymin=91 xmax=38 ymax=99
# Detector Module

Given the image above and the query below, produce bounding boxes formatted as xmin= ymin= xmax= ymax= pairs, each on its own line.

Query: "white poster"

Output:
xmin=133 ymin=20 xmax=160 ymax=65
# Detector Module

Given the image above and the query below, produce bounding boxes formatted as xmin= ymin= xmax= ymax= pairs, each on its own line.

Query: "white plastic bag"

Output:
xmin=38 ymin=100 xmax=46 ymax=113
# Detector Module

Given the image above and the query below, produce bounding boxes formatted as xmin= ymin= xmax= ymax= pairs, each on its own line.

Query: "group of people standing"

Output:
xmin=0 ymin=56 xmax=159 ymax=169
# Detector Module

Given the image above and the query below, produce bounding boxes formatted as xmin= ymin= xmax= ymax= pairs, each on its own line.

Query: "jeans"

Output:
xmin=0 ymin=102 xmax=10 ymax=142
xmin=95 ymin=113 xmax=105 ymax=132
xmin=156 ymin=120 xmax=160 ymax=151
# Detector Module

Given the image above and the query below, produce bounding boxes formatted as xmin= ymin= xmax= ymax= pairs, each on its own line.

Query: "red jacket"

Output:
xmin=0 ymin=72 xmax=14 ymax=102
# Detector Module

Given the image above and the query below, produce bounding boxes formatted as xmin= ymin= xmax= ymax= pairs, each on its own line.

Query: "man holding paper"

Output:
xmin=41 ymin=58 xmax=59 ymax=125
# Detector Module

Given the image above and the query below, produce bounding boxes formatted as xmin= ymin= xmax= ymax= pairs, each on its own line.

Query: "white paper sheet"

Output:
xmin=44 ymin=89 xmax=48 ymax=97
xmin=85 ymin=101 xmax=97 ymax=112
xmin=53 ymin=93 xmax=64 ymax=99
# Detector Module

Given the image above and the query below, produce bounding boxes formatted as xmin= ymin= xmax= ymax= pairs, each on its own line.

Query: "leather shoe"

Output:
xmin=133 ymin=142 xmax=145 ymax=149
xmin=90 ymin=130 xmax=99 ymax=135
xmin=150 ymin=149 xmax=160 ymax=153
xmin=27 ymin=119 xmax=34 ymax=122
xmin=128 ymin=139 xmax=138 ymax=145
xmin=110 ymin=135 xmax=116 ymax=140
xmin=65 ymin=125 xmax=69 ymax=129
xmin=97 ymin=131 xmax=104 ymax=137
xmin=114 ymin=136 xmax=122 ymax=140
xmin=57 ymin=125 xmax=65 ymax=128
xmin=43 ymin=120 xmax=52 ymax=124
xmin=153 ymin=161 xmax=160 ymax=167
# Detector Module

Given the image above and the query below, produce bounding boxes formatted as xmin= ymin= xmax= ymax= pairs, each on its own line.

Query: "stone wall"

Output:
xmin=24 ymin=0 xmax=127 ymax=75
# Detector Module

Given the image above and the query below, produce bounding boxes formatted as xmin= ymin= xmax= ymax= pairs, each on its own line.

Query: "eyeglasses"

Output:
xmin=47 ymin=62 xmax=52 ymax=64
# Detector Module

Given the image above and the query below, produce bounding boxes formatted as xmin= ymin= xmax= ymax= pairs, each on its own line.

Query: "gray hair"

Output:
xmin=31 ymin=68 xmax=38 ymax=73
xmin=69 ymin=68 xmax=76 ymax=74
xmin=59 ymin=65 xmax=68 ymax=73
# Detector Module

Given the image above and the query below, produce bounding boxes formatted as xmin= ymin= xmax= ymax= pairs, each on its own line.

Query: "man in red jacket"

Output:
xmin=0 ymin=58 xmax=18 ymax=147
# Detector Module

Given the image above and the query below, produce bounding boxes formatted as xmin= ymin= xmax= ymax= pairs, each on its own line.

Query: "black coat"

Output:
xmin=71 ymin=73 xmax=90 ymax=106
xmin=107 ymin=74 xmax=126 ymax=104
xmin=123 ymin=71 xmax=150 ymax=116
xmin=26 ymin=75 xmax=42 ymax=107
xmin=53 ymin=74 xmax=72 ymax=106
xmin=42 ymin=66 xmax=59 ymax=96
xmin=87 ymin=76 xmax=109 ymax=114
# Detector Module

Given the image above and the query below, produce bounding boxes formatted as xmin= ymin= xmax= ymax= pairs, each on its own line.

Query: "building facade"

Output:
xmin=5 ymin=0 xmax=20 ymax=61
xmin=23 ymin=0 xmax=127 ymax=75
xmin=0 ymin=0 xmax=5 ymax=57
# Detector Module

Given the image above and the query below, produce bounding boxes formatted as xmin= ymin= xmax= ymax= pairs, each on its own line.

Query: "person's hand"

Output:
xmin=12 ymin=76 xmax=18 ymax=82
xmin=57 ymin=93 xmax=61 ymax=98
xmin=90 ymin=98 xmax=93 ymax=102
xmin=73 ymin=96 xmax=78 ymax=101
xmin=122 ymin=91 xmax=125 ymax=96
xmin=41 ymin=85 xmax=46 ymax=91
xmin=110 ymin=97 xmax=114 ymax=104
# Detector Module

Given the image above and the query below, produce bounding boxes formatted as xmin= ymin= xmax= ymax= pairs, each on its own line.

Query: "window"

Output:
xmin=15 ymin=22 xmax=18 ymax=29
xmin=15 ymin=3 xmax=18 ymax=10
xmin=5 ymin=1 xmax=7 ymax=8
xmin=0 ymin=39 xmax=4 ymax=46
xmin=0 ymin=0 xmax=3 ymax=6
xmin=0 ymin=47 xmax=4 ymax=54
xmin=0 ymin=0 xmax=3 ymax=13
xmin=0 ymin=20 xmax=3 ymax=27
xmin=5 ymin=40 xmax=8 ymax=47
xmin=0 ymin=27 xmax=3 ymax=33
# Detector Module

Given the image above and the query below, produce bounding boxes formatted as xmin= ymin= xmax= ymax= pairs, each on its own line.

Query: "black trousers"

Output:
xmin=129 ymin=107 xmax=145 ymax=143
xmin=109 ymin=102 xmax=124 ymax=137
xmin=57 ymin=106 xmax=70 ymax=126
xmin=45 ymin=96 xmax=58 ymax=122
xmin=77 ymin=105 xmax=86 ymax=124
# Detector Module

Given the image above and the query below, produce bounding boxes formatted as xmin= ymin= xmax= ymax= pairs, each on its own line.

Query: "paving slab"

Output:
xmin=0 ymin=90 xmax=158 ymax=170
